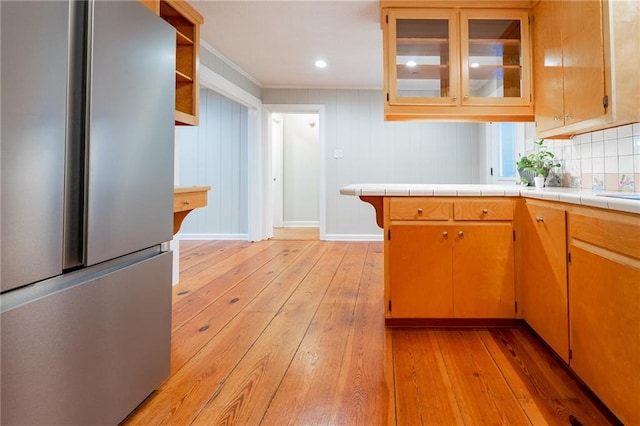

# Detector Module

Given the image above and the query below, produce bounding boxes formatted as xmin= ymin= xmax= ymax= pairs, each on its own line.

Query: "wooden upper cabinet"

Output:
xmin=139 ymin=0 xmax=203 ymax=126
xmin=533 ymin=0 xmax=640 ymax=138
xmin=382 ymin=7 xmax=534 ymax=121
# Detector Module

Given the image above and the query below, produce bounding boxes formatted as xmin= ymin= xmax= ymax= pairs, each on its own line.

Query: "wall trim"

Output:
xmin=323 ymin=234 xmax=384 ymax=242
xmin=178 ymin=233 xmax=249 ymax=241
xmin=200 ymin=40 xmax=263 ymax=88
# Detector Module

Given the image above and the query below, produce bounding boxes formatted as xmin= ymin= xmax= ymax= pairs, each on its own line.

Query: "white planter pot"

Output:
xmin=534 ymin=176 xmax=546 ymax=188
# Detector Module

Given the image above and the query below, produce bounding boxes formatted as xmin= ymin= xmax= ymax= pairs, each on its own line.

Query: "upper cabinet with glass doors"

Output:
xmin=383 ymin=7 xmax=534 ymax=122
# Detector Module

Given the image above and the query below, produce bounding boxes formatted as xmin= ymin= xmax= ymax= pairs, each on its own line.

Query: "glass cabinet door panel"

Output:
xmin=460 ymin=11 xmax=531 ymax=105
xmin=388 ymin=10 xmax=458 ymax=105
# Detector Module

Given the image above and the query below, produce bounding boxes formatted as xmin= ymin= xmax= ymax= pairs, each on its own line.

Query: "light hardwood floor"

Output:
xmin=123 ymin=239 xmax=617 ymax=425
xmin=271 ymin=227 xmax=320 ymax=241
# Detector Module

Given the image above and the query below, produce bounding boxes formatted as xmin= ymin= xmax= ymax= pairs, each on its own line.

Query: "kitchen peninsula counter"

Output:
xmin=340 ymin=184 xmax=640 ymax=214
xmin=342 ymin=183 xmax=639 ymax=425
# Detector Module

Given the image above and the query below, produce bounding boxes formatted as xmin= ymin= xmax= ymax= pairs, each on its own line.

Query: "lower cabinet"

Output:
xmin=387 ymin=197 xmax=516 ymax=319
xmin=519 ymin=199 xmax=569 ymax=361
xmin=568 ymin=207 xmax=640 ymax=426
xmin=452 ymin=224 xmax=515 ymax=318
xmin=389 ymin=224 xmax=453 ymax=318
xmin=376 ymin=194 xmax=639 ymax=423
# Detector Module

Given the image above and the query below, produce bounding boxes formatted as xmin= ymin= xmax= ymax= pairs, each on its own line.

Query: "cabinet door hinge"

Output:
xmin=388 ymin=300 xmax=392 ymax=312
xmin=569 ymin=349 xmax=573 ymax=360
xmin=386 ymin=92 xmax=390 ymax=102
xmin=490 ymin=167 xmax=494 ymax=176
xmin=567 ymin=252 xmax=571 ymax=263
xmin=513 ymin=230 xmax=516 ymax=241
xmin=387 ymin=229 xmax=391 ymax=240
xmin=386 ymin=14 xmax=389 ymax=24
xmin=530 ymin=93 xmax=533 ymax=102
xmin=515 ymin=300 xmax=518 ymax=313
xmin=602 ymin=95 xmax=609 ymax=109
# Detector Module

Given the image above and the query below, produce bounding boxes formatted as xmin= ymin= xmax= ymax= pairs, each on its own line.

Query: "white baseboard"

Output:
xmin=323 ymin=234 xmax=384 ymax=241
xmin=178 ymin=233 xmax=249 ymax=241
xmin=282 ymin=221 xmax=320 ymax=228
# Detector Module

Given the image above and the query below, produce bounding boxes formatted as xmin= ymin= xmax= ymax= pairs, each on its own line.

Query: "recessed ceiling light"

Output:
xmin=315 ymin=60 xmax=327 ymax=69
xmin=406 ymin=60 xmax=417 ymax=67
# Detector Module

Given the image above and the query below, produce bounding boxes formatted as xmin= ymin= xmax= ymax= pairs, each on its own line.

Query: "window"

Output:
xmin=489 ymin=122 xmax=525 ymax=184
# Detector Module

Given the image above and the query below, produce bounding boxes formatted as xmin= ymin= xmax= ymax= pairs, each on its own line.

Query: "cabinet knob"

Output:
xmin=463 ymin=95 xmax=469 ymax=100
xmin=564 ymin=113 xmax=571 ymax=120
xmin=553 ymin=116 xmax=561 ymax=122
xmin=536 ymin=216 xmax=544 ymax=222
xmin=452 ymin=96 xmax=457 ymax=102
xmin=183 ymin=200 xmax=190 ymax=205
xmin=417 ymin=208 xmax=423 ymax=214
xmin=458 ymin=231 xmax=464 ymax=237
xmin=442 ymin=231 xmax=448 ymax=238
xmin=482 ymin=208 xmax=488 ymax=214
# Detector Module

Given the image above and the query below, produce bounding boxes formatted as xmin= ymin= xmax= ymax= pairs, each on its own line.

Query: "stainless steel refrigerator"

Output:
xmin=1 ymin=1 xmax=175 ymax=424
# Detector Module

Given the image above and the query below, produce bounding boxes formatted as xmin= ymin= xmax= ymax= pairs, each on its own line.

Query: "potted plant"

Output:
xmin=517 ymin=140 xmax=560 ymax=188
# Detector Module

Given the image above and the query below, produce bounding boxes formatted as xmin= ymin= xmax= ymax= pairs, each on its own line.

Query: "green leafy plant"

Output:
xmin=517 ymin=139 xmax=560 ymax=178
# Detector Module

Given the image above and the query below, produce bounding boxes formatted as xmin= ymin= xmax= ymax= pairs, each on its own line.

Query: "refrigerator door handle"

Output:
xmin=62 ymin=0 xmax=89 ymax=270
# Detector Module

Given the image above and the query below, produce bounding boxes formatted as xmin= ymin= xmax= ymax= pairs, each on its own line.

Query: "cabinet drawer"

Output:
xmin=389 ymin=198 xmax=452 ymax=220
xmin=173 ymin=191 xmax=207 ymax=213
xmin=569 ymin=212 xmax=640 ymax=260
xmin=454 ymin=199 xmax=515 ymax=221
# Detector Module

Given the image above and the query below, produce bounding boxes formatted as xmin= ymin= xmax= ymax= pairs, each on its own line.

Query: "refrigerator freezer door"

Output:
xmin=85 ymin=1 xmax=175 ymax=265
xmin=0 ymin=251 xmax=172 ymax=425
xmin=0 ymin=1 xmax=70 ymax=292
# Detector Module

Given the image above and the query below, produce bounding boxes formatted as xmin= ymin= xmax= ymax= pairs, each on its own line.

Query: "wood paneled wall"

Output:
xmin=176 ymin=88 xmax=249 ymax=238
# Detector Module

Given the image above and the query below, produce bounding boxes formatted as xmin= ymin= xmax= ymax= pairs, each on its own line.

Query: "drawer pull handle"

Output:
xmin=482 ymin=208 xmax=488 ymax=214
xmin=442 ymin=231 xmax=448 ymax=238
xmin=417 ymin=208 xmax=423 ymax=214
xmin=458 ymin=231 xmax=464 ymax=237
xmin=536 ymin=216 xmax=544 ymax=222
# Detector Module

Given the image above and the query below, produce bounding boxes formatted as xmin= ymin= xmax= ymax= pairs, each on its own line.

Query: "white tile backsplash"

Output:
xmin=593 ymin=157 xmax=605 ymax=173
xmin=618 ymin=124 xmax=633 ymax=138
xmin=534 ymin=123 xmax=640 ymax=192
xmin=619 ymin=155 xmax=634 ymax=173
xmin=604 ymin=140 xmax=618 ymax=157
xmin=592 ymin=141 xmax=604 ymax=158
xmin=618 ymin=137 xmax=633 ymax=156
xmin=605 ymin=156 xmax=618 ymax=173
xmin=604 ymin=127 xmax=618 ymax=141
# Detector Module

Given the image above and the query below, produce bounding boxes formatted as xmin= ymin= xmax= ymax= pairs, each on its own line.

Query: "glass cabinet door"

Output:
xmin=387 ymin=10 xmax=458 ymax=105
xmin=460 ymin=10 xmax=531 ymax=105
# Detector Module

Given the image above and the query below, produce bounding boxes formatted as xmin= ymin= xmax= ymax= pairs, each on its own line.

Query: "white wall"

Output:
xmin=263 ymin=89 xmax=485 ymax=239
xmin=282 ymin=113 xmax=320 ymax=226
xmin=176 ymin=88 xmax=249 ymax=239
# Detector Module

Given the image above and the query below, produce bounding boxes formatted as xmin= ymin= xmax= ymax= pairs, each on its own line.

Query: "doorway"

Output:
xmin=271 ymin=112 xmax=320 ymax=239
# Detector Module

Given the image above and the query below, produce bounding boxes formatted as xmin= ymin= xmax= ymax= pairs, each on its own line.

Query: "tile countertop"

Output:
xmin=339 ymin=184 xmax=640 ymax=215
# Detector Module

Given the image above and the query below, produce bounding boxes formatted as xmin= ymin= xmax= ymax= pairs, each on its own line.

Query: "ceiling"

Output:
xmin=193 ymin=1 xmax=383 ymax=89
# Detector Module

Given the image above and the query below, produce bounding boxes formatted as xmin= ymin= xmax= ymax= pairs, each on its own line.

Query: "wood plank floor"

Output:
xmin=272 ymin=227 xmax=320 ymax=241
xmin=123 ymin=239 xmax=618 ymax=426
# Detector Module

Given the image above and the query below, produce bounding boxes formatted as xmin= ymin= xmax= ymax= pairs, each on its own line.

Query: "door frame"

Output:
xmin=263 ymin=104 xmax=326 ymax=240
